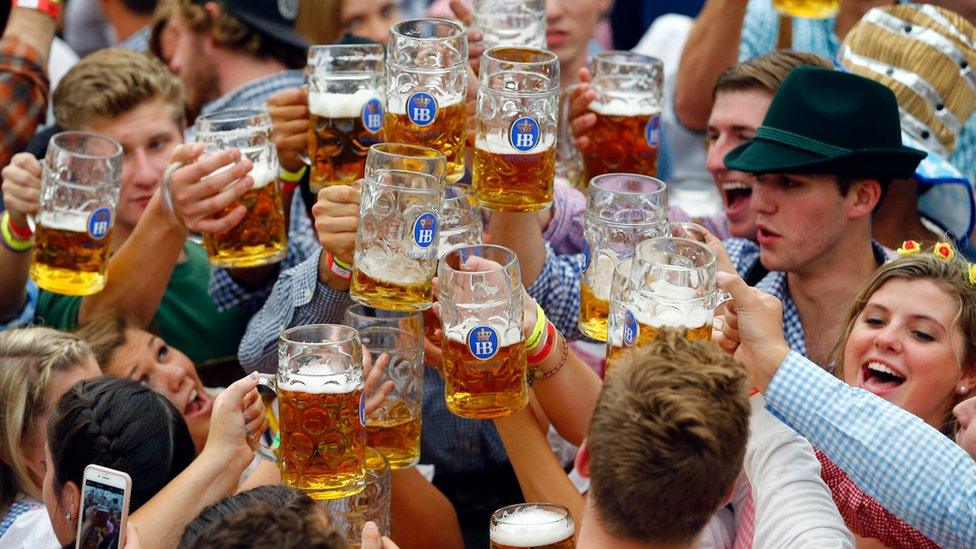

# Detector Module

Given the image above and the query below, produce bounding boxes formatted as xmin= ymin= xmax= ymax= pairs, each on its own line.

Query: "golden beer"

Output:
xmin=582 ymin=103 xmax=660 ymax=178
xmin=308 ymin=90 xmax=384 ymax=193
xmin=385 ymin=100 xmax=466 ymax=183
xmin=203 ymin=160 xmax=287 ymax=268
xmin=351 ymin=259 xmax=433 ymax=312
xmin=773 ymin=0 xmax=839 ymax=18
xmin=490 ymin=504 xmax=575 ymax=549
xmin=579 ymin=282 xmax=610 ymax=342
xmin=278 ymin=383 xmax=366 ymax=499
xmin=605 ymin=319 xmax=712 ymax=372
xmin=30 ymin=211 xmax=113 ymax=296
xmin=472 ymin=135 xmax=556 ymax=212
xmin=442 ymin=330 xmax=527 ymax=419
xmin=366 ymin=396 xmax=421 ymax=468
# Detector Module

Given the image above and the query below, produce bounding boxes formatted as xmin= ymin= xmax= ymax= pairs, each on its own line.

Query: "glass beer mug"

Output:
xmin=438 ymin=245 xmax=527 ymax=419
xmin=322 ymin=448 xmax=392 ymax=547
xmin=258 ymin=325 xmax=366 ymax=500
xmin=307 ymin=44 xmax=385 ymax=193
xmin=30 ymin=131 xmax=123 ymax=296
xmin=625 ymin=237 xmax=729 ymax=347
xmin=471 ymin=0 xmax=546 ymax=50
xmin=773 ymin=0 xmax=839 ymax=19
xmin=473 ymin=46 xmax=560 ymax=212
xmin=386 ymin=18 xmax=468 ymax=183
xmin=582 ymin=51 xmax=663 ymax=178
xmin=579 ymin=174 xmax=668 ymax=341
xmin=364 ymin=143 xmax=447 ymax=183
xmin=490 ymin=503 xmax=576 ymax=549
xmin=195 ymin=109 xmax=287 ymax=268
xmin=604 ymin=257 xmax=634 ymax=369
xmin=439 ymin=184 xmax=484 ymax=257
xmin=344 ymin=305 xmax=424 ymax=469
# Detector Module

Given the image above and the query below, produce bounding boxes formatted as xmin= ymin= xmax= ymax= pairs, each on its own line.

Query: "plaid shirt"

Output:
xmin=203 ymin=69 xmax=319 ymax=313
xmin=117 ymin=25 xmax=150 ymax=52
xmin=766 ymin=351 xmax=976 ymax=548
xmin=0 ymin=37 xmax=49 ymax=168
xmin=952 ymin=116 xmax=976 ymax=183
xmin=725 ymin=238 xmax=893 ymax=358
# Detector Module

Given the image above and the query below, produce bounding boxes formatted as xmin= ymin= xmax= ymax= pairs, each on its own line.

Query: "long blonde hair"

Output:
xmin=0 ymin=328 xmax=93 ymax=512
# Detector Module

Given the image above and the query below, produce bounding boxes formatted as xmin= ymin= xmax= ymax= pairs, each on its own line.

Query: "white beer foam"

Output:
xmin=587 ymin=252 xmax=616 ymax=301
xmin=490 ymin=506 xmax=575 ymax=546
xmin=589 ymin=97 xmax=659 ymax=117
xmin=444 ymin=317 xmax=523 ymax=347
xmin=279 ymin=362 xmax=362 ymax=394
xmin=475 ymin=131 xmax=556 ymax=155
xmin=387 ymin=95 xmax=463 ymax=116
xmin=38 ymin=210 xmax=90 ymax=233
xmin=309 ymin=89 xmax=383 ymax=118
xmin=636 ymin=280 xmax=712 ymax=329
xmin=208 ymin=147 xmax=276 ymax=190
xmin=358 ymin=248 xmax=430 ymax=285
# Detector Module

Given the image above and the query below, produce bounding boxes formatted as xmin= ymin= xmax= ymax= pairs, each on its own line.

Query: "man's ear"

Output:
xmin=847 ymin=177 xmax=883 ymax=219
xmin=574 ymin=439 xmax=590 ymax=478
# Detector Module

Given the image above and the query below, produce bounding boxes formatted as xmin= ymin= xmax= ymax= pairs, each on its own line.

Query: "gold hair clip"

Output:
xmin=896 ymin=240 xmax=921 ymax=256
xmin=933 ymin=242 xmax=955 ymax=261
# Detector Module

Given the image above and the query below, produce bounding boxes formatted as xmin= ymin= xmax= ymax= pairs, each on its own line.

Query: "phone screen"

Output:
xmin=77 ymin=479 xmax=126 ymax=549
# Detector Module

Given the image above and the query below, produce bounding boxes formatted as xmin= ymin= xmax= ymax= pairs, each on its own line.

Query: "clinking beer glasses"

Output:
xmin=258 ymin=325 xmax=366 ymax=500
xmin=386 ymin=19 xmax=468 ymax=183
xmin=579 ymin=174 xmax=668 ymax=341
xmin=438 ymin=245 xmax=527 ymax=419
xmin=195 ymin=109 xmax=287 ymax=268
xmin=364 ymin=143 xmax=447 ymax=183
xmin=471 ymin=0 xmax=547 ymax=50
xmin=490 ymin=503 xmax=576 ymax=549
xmin=307 ymin=44 xmax=385 ymax=193
xmin=473 ymin=47 xmax=560 ymax=212
xmin=30 ymin=132 xmax=122 ymax=296
xmin=581 ymin=52 xmax=663 ymax=179
xmin=350 ymin=168 xmax=445 ymax=311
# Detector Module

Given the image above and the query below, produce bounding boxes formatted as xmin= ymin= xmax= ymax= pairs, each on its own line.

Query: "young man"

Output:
xmin=721 ymin=66 xmax=925 ymax=366
xmin=0 ymin=49 xmax=253 ymax=367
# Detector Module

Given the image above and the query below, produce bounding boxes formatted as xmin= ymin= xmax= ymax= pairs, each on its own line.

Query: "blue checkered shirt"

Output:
xmin=0 ymin=281 xmax=36 ymax=330
xmin=526 ymin=245 xmax=586 ymax=341
xmin=0 ymin=499 xmax=42 ymax=538
xmin=951 ymin=116 xmax=976 ymax=183
xmin=117 ymin=26 xmax=150 ymax=52
xmin=200 ymin=68 xmax=317 ymax=313
xmin=725 ymin=238 xmax=893 ymax=357
xmin=766 ymin=351 xmax=976 ymax=548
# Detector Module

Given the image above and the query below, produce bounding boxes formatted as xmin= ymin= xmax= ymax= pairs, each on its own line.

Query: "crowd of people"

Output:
xmin=0 ymin=0 xmax=974 ymax=548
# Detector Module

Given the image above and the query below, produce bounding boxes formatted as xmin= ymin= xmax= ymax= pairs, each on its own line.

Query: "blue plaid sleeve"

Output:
xmin=526 ymin=244 xmax=585 ymax=341
xmin=765 ymin=351 xmax=976 ymax=548
xmin=739 ymin=0 xmax=778 ymax=62
xmin=723 ymin=237 xmax=762 ymax=277
xmin=237 ymin=248 xmax=352 ymax=374
xmin=0 ymin=281 xmax=37 ymax=330
xmin=210 ymin=192 xmax=319 ymax=312
xmin=951 ymin=115 xmax=976 ymax=183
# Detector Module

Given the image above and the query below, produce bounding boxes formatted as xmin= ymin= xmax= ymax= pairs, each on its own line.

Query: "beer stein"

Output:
xmin=473 ymin=47 xmax=560 ymax=212
xmin=195 ymin=109 xmax=287 ymax=268
xmin=579 ymin=174 xmax=668 ymax=341
xmin=773 ymin=0 xmax=839 ymax=19
xmin=605 ymin=257 xmax=634 ymax=369
xmin=343 ymin=306 xmax=424 ymax=469
xmin=490 ymin=503 xmax=576 ymax=549
xmin=583 ymin=51 xmax=664 ymax=178
xmin=471 ymin=0 xmax=546 ymax=50
xmin=350 ymin=169 xmax=445 ymax=311
xmin=322 ymin=448 xmax=392 ymax=545
xmin=307 ymin=44 xmax=385 ymax=192
xmin=258 ymin=325 xmax=366 ymax=500
xmin=438 ymin=245 xmax=527 ymax=419
xmin=386 ymin=18 xmax=468 ymax=183
xmin=364 ymin=143 xmax=447 ymax=184
xmin=30 ymin=132 xmax=122 ymax=295
xmin=626 ymin=237 xmax=729 ymax=346
xmin=439 ymin=184 xmax=484 ymax=257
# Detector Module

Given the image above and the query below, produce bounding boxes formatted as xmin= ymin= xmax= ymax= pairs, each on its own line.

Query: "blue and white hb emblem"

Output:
xmin=87 ymin=207 xmax=112 ymax=240
xmin=407 ymin=92 xmax=438 ymax=127
xmin=645 ymin=114 xmax=661 ymax=147
xmin=509 ymin=116 xmax=540 ymax=152
xmin=412 ymin=212 xmax=437 ymax=250
xmin=467 ymin=325 xmax=500 ymax=361
xmin=362 ymin=98 xmax=384 ymax=134
xmin=623 ymin=309 xmax=638 ymax=347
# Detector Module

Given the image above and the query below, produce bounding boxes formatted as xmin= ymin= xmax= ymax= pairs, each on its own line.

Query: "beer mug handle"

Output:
xmin=255 ymin=373 xmax=281 ymax=462
xmin=712 ymin=291 xmax=733 ymax=310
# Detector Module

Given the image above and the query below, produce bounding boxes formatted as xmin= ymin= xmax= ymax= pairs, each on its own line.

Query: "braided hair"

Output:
xmin=47 ymin=377 xmax=196 ymax=512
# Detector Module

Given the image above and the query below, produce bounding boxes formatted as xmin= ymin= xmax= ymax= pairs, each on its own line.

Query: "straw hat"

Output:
xmin=840 ymin=4 xmax=976 ymax=157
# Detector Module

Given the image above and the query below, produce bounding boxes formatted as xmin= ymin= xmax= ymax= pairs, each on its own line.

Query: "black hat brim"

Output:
xmin=232 ymin=9 xmax=309 ymax=52
xmin=725 ymin=137 xmax=927 ymax=179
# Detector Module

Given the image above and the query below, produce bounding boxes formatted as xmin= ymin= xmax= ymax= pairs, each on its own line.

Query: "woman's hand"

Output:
xmin=201 ymin=374 xmax=268 ymax=470
xmin=1 ymin=152 xmax=42 ymax=225
xmin=360 ymin=521 xmax=400 ymax=549
xmin=268 ymin=87 xmax=309 ymax=173
xmin=363 ymin=351 xmax=395 ymax=415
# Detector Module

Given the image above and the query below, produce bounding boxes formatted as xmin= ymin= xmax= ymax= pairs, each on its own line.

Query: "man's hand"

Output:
xmin=268 ymin=88 xmax=310 ymax=173
xmin=312 ymin=184 xmax=361 ymax=265
xmin=168 ymin=144 xmax=253 ymax=234
xmin=1 ymin=152 xmax=42 ymax=225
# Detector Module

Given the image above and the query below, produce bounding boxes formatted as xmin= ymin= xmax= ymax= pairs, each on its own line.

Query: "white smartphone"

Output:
xmin=75 ymin=464 xmax=132 ymax=549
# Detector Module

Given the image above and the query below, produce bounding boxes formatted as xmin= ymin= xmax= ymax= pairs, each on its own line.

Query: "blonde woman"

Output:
xmin=0 ymin=328 xmax=100 ymax=545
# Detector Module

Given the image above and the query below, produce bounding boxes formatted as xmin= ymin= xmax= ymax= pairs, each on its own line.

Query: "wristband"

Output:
xmin=325 ymin=251 xmax=352 ymax=280
xmin=279 ymin=164 xmax=307 ymax=182
xmin=4 ymin=211 xmax=33 ymax=239
xmin=1 ymin=213 xmax=32 ymax=252
xmin=13 ymin=0 xmax=62 ymax=20
xmin=524 ymin=303 xmax=547 ymax=352
xmin=161 ymin=162 xmax=189 ymax=236
xmin=528 ymin=321 xmax=557 ymax=364
xmin=528 ymin=327 xmax=567 ymax=385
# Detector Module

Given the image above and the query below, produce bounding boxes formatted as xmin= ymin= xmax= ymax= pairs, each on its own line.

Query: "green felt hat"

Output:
xmin=724 ymin=67 xmax=926 ymax=179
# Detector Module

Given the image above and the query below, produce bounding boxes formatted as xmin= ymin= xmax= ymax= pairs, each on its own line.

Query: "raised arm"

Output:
xmin=389 ymin=467 xmax=464 ymax=549
xmin=0 ymin=153 xmax=40 ymax=321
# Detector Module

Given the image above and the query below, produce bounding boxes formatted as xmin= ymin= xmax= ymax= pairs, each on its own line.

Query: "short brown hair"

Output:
xmin=179 ymin=498 xmax=346 ymax=548
xmin=713 ymin=50 xmax=833 ymax=98
xmin=54 ymin=48 xmax=185 ymax=131
xmin=74 ymin=316 xmax=135 ymax=372
xmin=587 ymin=331 xmax=750 ymax=545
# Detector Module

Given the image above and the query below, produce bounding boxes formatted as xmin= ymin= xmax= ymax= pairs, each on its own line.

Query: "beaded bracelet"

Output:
xmin=528 ymin=329 xmax=568 ymax=386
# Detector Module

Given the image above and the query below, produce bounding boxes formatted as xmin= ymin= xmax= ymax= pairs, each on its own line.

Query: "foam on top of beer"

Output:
xmin=587 ymin=253 xmax=616 ymax=301
xmin=38 ymin=210 xmax=91 ymax=233
xmin=635 ymin=279 xmax=713 ymax=329
xmin=475 ymin=131 xmax=555 ymax=155
xmin=589 ymin=96 xmax=659 ymax=117
xmin=279 ymin=360 xmax=362 ymax=394
xmin=309 ymin=89 xmax=383 ymax=118
xmin=358 ymin=248 xmax=431 ymax=285
xmin=208 ymin=147 xmax=276 ymax=189
xmin=490 ymin=506 xmax=574 ymax=546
